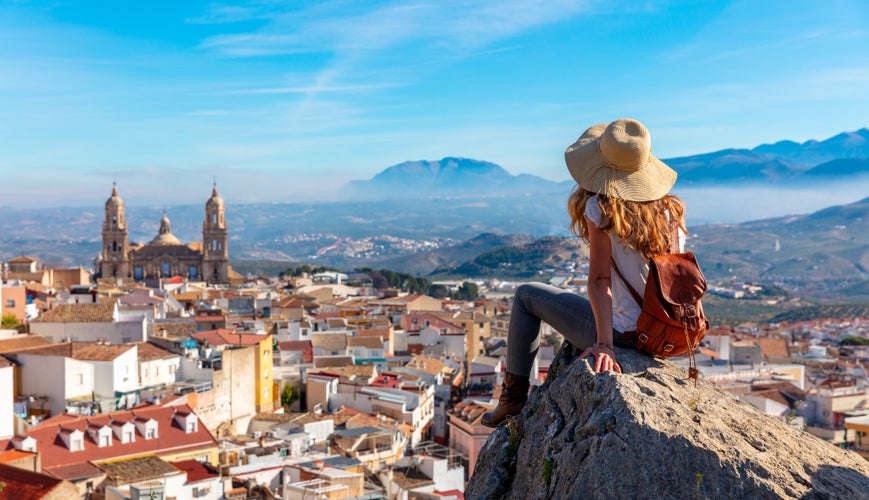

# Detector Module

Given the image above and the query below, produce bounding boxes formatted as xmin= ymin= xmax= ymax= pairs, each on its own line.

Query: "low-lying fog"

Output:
xmin=676 ymin=178 xmax=869 ymax=226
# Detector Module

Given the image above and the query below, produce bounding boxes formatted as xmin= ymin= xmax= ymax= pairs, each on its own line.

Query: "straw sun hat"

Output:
xmin=564 ymin=118 xmax=676 ymax=202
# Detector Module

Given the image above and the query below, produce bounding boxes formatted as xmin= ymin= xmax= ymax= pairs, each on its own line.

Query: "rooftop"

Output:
xmin=14 ymin=342 xmax=135 ymax=361
xmin=0 ymin=462 xmax=71 ymax=498
xmin=33 ymin=302 xmax=116 ymax=323
xmin=0 ymin=404 xmax=217 ymax=472
xmin=98 ymin=455 xmax=180 ymax=486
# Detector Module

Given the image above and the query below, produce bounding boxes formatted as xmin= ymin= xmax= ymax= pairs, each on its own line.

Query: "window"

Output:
xmin=71 ymin=437 xmax=83 ymax=451
xmin=5 ymin=299 xmax=13 ymax=308
xmin=76 ymin=373 xmax=84 ymax=385
xmin=147 ymin=428 xmax=156 ymax=439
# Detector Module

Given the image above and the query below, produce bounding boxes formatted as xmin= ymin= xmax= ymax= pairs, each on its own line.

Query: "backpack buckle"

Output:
xmin=683 ymin=304 xmax=697 ymax=319
xmin=638 ymin=333 xmax=649 ymax=344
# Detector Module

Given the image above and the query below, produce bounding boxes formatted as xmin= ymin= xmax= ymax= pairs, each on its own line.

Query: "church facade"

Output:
xmin=95 ymin=184 xmax=230 ymax=284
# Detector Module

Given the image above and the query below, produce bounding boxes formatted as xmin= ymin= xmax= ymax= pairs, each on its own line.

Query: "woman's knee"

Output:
xmin=514 ymin=282 xmax=542 ymax=305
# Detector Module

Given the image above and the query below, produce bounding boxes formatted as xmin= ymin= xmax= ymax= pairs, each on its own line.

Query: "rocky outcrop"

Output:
xmin=467 ymin=344 xmax=869 ymax=499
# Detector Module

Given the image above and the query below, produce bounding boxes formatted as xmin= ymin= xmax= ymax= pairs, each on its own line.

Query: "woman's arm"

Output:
xmin=579 ymin=215 xmax=622 ymax=373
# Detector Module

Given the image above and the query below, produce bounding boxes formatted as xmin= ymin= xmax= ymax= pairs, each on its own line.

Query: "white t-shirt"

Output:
xmin=584 ymin=195 xmax=685 ymax=333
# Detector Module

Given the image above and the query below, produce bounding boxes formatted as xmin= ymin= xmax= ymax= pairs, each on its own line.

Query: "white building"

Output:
xmin=30 ymin=302 xmax=147 ymax=344
xmin=0 ymin=357 xmax=14 ymax=438
xmin=135 ymin=341 xmax=182 ymax=389
xmin=15 ymin=342 xmax=142 ymax=415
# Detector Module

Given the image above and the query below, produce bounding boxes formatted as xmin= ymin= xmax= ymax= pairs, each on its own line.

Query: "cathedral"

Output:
xmin=95 ymin=183 xmax=230 ymax=284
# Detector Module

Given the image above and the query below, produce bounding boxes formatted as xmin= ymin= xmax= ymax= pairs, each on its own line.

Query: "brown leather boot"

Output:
xmin=481 ymin=372 xmax=530 ymax=428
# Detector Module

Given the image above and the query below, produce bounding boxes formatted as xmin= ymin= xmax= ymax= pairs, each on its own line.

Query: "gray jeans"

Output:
xmin=507 ymin=282 xmax=598 ymax=377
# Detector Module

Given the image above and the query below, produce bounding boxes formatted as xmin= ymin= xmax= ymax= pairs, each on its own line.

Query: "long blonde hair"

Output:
xmin=568 ymin=187 xmax=686 ymax=259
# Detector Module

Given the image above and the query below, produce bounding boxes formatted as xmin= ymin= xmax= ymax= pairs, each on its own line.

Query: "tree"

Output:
xmin=428 ymin=284 xmax=450 ymax=299
xmin=1 ymin=312 xmax=19 ymax=329
xmin=280 ymin=383 xmax=299 ymax=412
xmin=841 ymin=335 xmax=869 ymax=346
xmin=454 ymin=281 xmax=479 ymax=301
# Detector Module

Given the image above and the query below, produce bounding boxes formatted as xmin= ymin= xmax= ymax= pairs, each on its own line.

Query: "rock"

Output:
xmin=466 ymin=344 xmax=869 ymax=499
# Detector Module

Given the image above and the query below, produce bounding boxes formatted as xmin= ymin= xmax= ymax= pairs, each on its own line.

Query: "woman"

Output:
xmin=482 ymin=118 xmax=686 ymax=427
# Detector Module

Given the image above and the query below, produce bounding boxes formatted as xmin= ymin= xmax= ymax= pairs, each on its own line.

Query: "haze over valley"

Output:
xmin=1 ymin=127 xmax=868 ymax=305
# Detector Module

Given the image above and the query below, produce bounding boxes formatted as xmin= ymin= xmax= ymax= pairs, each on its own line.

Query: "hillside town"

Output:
xmin=0 ymin=190 xmax=868 ymax=499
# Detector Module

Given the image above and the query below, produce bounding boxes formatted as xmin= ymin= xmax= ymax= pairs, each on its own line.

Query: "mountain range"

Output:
xmin=340 ymin=128 xmax=869 ymax=199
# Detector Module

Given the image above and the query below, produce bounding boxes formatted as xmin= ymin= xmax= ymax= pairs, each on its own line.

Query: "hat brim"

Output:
xmin=565 ymin=125 xmax=677 ymax=202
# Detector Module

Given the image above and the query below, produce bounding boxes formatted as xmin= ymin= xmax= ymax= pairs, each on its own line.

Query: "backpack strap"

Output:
xmin=668 ymin=221 xmax=680 ymax=254
xmin=610 ymin=257 xmax=644 ymax=306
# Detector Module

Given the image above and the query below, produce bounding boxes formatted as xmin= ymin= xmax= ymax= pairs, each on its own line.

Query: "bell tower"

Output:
xmin=202 ymin=183 xmax=228 ymax=283
xmin=101 ymin=183 xmax=130 ymax=279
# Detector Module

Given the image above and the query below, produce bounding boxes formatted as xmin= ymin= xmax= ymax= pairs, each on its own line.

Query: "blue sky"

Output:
xmin=0 ymin=0 xmax=867 ymax=210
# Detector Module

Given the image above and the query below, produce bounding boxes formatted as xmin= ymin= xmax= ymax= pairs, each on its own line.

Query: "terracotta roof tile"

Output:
xmin=312 ymin=356 xmax=354 ymax=368
xmin=0 ymin=462 xmax=70 ymax=498
xmin=316 ymin=365 xmax=376 ymax=380
xmin=132 ymin=342 xmax=179 ymax=362
xmin=347 ymin=336 xmax=383 ymax=349
xmin=277 ymin=341 xmax=313 ymax=363
xmin=756 ymin=337 xmax=791 ymax=358
xmin=14 ymin=342 xmax=134 ymax=361
xmin=0 ymin=450 xmax=35 ymax=464
xmin=33 ymin=302 xmax=116 ymax=323
xmin=191 ymin=329 xmax=268 ymax=347
xmin=449 ymin=400 xmax=493 ymax=425
xmin=152 ymin=320 xmax=197 ymax=338
xmin=401 ymin=313 xmax=463 ymax=333
xmin=98 ymin=455 xmax=180 ymax=486
xmin=7 ymin=255 xmax=38 ymax=263
xmin=311 ymin=332 xmax=347 ymax=350
xmin=171 ymin=459 xmax=219 ymax=483
xmin=0 ymin=335 xmax=52 ymax=354
xmin=405 ymin=355 xmax=447 ymax=376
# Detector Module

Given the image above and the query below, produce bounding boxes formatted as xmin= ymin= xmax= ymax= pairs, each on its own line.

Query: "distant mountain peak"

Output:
xmin=341 ymin=157 xmax=564 ymax=200
xmin=373 ymin=157 xmax=510 ymax=180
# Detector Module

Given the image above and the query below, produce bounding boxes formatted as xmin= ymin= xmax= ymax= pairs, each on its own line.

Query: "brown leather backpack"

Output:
xmin=612 ymin=230 xmax=709 ymax=380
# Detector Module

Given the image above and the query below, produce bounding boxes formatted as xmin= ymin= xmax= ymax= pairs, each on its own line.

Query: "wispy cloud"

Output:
xmin=198 ymin=0 xmax=598 ymax=57
xmin=185 ymin=4 xmax=272 ymax=24
xmin=222 ymin=82 xmax=401 ymax=95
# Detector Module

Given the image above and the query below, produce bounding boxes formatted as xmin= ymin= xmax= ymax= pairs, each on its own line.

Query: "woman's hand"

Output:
xmin=580 ymin=343 xmax=622 ymax=373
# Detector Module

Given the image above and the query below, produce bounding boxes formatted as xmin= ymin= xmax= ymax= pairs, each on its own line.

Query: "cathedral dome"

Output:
xmin=149 ymin=212 xmax=182 ymax=246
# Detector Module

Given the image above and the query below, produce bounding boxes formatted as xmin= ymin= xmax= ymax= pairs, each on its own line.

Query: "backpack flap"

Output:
xmin=650 ymin=252 xmax=707 ymax=307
